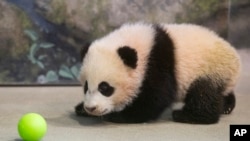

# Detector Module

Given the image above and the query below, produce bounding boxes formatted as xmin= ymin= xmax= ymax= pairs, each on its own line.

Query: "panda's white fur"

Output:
xmin=163 ymin=24 xmax=241 ymax=101
xmin=76 ymin=22 xmax=241 ymax=123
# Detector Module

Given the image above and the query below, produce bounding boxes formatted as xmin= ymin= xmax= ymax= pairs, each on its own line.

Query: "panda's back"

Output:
xmin=162 ymin=24 xmax=241 ymax=100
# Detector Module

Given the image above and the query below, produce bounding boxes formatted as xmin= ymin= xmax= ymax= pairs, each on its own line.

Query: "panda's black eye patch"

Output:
xmin=98 ymin=81 xmax=114 ymax=97
xmin=84 ymin=81 xmax=88 ymax=94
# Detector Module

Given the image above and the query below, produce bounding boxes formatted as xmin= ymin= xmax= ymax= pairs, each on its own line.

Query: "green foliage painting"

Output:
xmin=24 ymin=29 xmax=81 ymax=84
xmin=1 ymin=0 xmax=248 ymax=85
xmin=0 ymin=0 xmax=85 ymax=85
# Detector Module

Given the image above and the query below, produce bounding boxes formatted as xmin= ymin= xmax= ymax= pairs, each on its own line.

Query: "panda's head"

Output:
xmin=79 ymin=43 xmax=140 ymax=116
xmin=79 ymin=23 xmax=154 ymax=116
xmin=79 ymin=23 xmax=155 ymax=116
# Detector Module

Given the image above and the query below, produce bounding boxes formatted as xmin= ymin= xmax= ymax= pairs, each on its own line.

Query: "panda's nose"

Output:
xmin=85 ymin=106 xmax=97 ymax=112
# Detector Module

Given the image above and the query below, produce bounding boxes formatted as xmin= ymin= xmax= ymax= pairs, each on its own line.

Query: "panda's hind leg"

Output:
xmin=222 ymin=92 xmax=236 ymax=114
xmin=172 ymin=76 xmax=224 ymax=124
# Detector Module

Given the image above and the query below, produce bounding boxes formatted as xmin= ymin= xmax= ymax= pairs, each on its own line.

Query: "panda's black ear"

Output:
xmin=117 ymin=46 xmax=137 ymax=69
xmin=80 ymin=42 xmax=91 ymax=62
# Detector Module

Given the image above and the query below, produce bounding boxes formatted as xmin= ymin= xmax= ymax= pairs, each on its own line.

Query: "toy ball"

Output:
xmin=18 ymin=113 xmax=47 ymax=141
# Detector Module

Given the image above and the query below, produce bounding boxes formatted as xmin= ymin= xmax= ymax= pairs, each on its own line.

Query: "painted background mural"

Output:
xmin=0 ymin=0 xmax=249 ymax=85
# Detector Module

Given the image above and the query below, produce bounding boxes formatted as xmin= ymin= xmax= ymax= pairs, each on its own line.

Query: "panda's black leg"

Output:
xmin=222 ymin=92 xmax=236 ymax=114
xmin=75 ymin=102 xmax=94 ymax=117
xmin=103 ymin=112 xmax=132 ymax=123
xmin=172 ymin=76 xmax=224 ymax=124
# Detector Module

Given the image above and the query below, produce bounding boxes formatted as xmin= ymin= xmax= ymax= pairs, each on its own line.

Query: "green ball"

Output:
xmin=18 ymin=113 xmax=47 ymax=141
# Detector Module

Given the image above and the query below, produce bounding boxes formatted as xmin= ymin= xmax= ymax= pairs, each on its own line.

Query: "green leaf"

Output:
xmin=59 ymin=69 xmax=74 ymax=79
xmin=30 ymin=43 xmax=39 ymax=57
xmin=24 ymin=29 xmax=39 ymax=41
xmin=61 ymin=65 xmax=71 ymax=73
xmin=59 ymin=65 xmax=74 ymax=79
xmin=71 ymin=65 xmax=80 ymax=78
xmin=45 ymin=70 xmax=59 ymax=82
xmin=27 ymin=55 xmax=36 ymax=64
xmin=28 ymin=43 xmax=39 ymax=64
xmin=38 ymin=55 xmax=47 ymax=60
xmin=39 ymin=42 xmax=55 ymax=48
xmin=36 ymin=61 xmax=45 ymax=69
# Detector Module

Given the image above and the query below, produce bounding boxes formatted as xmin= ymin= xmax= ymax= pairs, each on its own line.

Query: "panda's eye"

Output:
xmin=98 ymin=81 xmax=114 ymax=97
xmin=84 ymin=81 xmax=88 ymax=94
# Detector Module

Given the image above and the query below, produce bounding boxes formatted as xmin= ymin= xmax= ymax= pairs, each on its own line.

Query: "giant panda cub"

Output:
xmin=75 ymin=22 xmax=241 ymax=124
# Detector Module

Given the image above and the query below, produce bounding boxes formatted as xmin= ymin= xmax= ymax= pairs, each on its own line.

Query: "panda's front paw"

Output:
xmin=103 ymin=113 xmax=131 ymax=123
xmin=75 ymin=102 xmax=93 ymax=117
xmin=103 ymin=114 xmax=121 ymax=123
